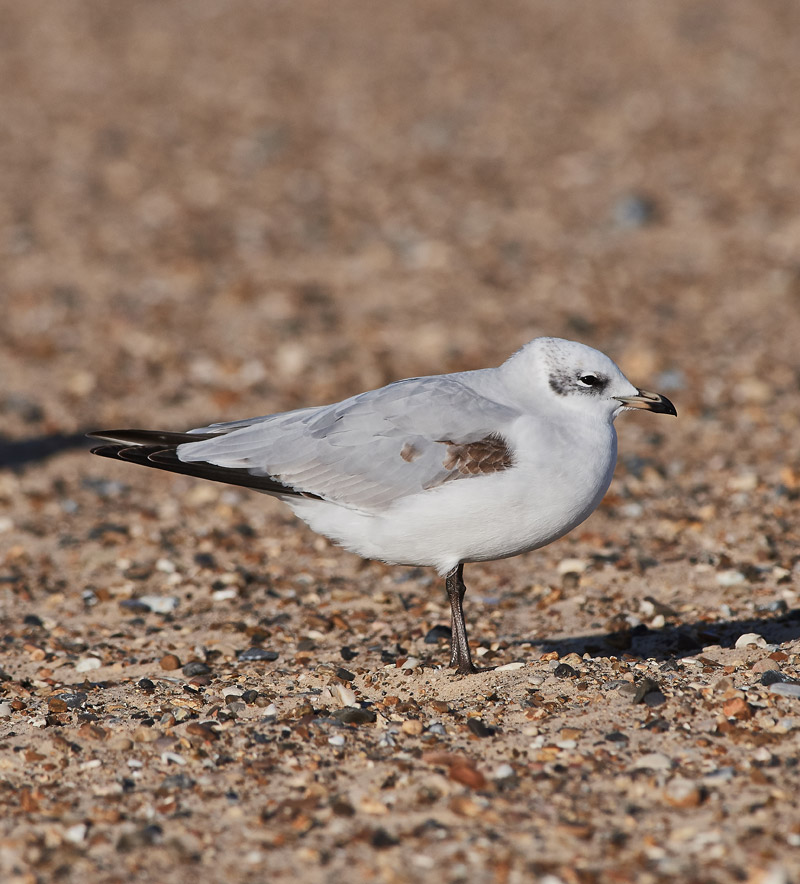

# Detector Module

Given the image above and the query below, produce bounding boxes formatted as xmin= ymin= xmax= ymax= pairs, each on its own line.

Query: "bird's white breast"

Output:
xmin=288 ymin=413 xmax=619 ymax=575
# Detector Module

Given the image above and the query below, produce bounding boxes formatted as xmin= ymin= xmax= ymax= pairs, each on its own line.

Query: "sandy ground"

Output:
xmin=2 ymin=2 xmax=800 ymax=882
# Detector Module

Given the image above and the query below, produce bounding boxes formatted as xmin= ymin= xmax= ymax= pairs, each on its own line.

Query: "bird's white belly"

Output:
xmin=288 ymin=421 xmax=618 ymax=575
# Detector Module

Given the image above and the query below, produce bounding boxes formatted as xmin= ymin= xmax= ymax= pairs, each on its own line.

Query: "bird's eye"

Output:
xmin=578 ymin=374 xmax=602 ymax=388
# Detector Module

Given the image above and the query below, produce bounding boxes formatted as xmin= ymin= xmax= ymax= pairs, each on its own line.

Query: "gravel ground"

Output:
xmin=3 ymin=2 xmax=800 ymax=883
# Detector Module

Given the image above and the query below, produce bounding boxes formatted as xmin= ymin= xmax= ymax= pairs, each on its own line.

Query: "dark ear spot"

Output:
xmin=548 ymin=371 xmax=571 ymax=396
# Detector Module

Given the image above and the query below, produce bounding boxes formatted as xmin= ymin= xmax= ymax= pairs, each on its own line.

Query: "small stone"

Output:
xmin=108 ymin=737 xmax=134 ymax=751
xmin=735 ymin=633 xmax=767 ymax=650
xmin=328 ymin=733 xmax=346 ymax=747
xmin=137 ymin=678 xmax=156 ymax=693
xmin=47 ymin=697 xmax=68 ymax=713
xmin=335 ymin=667 xmax=356 ymax=682
xmin=332 ymin=707 xmax=376 ymax=725
xmin=75 ymin=657 xmax=102 ymax=673
xmin=632 ymin=678 xmax=661 ymax=704
xmin=663 ymin=778 xmax=704 ymax=808
xmin=449 ymin=795 xmax=482 ymax=817
xmin=466 ymin=717 xmax=496 ymax=738
xmin=0 ymin=702 xmax=12 ymax=718
xmin=495 ymin=661 xmax=525 ymax=671
xmin=558 ymin=727 xmax=582 ymax=741
xmin=370 ymin=827 xmax=398 ymax=849
xmin=722 ymin=697 xmax=752 ymax=720
xmin=761 ymin=670 xmax=792 ymax=686
xmin=137 ymin=595 xmax=179 ymax=614
xmin=181 ymin=660 xmax=211 ymax=676
xmin=554 ymin=663 xmax=577 ymax=679
xmin=332 ymin=683 xmax=357 ymax=707
xmin=752 ymin=658 xmax=780 ymax=674
xmin=185 ymin=722 xmax=219 ymax=741
xmin=133 ymin=726 xmax=160 ymax=743
xmin=401 ymin=719 xmax=423 ymax=736
xmin=159 ymin=654 xmax=181 ymax=671
xmin=340 ymin=646 xmax=358 ymax=661
xmin=492 ymin=763 xmax=515 ymax=780
xmin=449 ymin=764 xmax=488 ymax=790
xmin=236 ymin=647 xmax=279 ymax=662
xmin=424 ymin=625 xmax=451 ymax=644
xmin=64 ymin=823 xmax=88 ymax=845
xmin=716 ymin=571 xmax=745 ymax=587
xmin=769 ymin=683 xmax=800 ymax=699
xmin=633 ymin=752 xmax=673 ymax=771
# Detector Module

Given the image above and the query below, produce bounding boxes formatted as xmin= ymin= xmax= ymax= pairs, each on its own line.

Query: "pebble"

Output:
xmin=716 ymin=570 xmax=745 ymax=587
xmin=332 ymin=683 xmax=357 ymax=707
xmin=495 ymin=661 xmax=525 ymax=671
xmin=64 ymin=823 xmax=88 ymax=845
xmin=557 ymin=557 xmax=588 ymax=575
xmin=424 ymin=625 xmax=452 ymax=644
xmin=735 ymin=633 xmax=767 ymax=650
xmin=159 ymin=653 xmax=181 ymax=670
xmin=0 ymin=702 xmax=12 ymax=718
xmin=722 ymin=697 xmax=752 ymax=719
xmin=632 ymin=752 xmax=673 ymax=771
xmin=401 ymin=719 xmax=424 ymax=735
xmin=449 ymin=764 xmax=487 ymax=790
xmin=161 ymin=752 xmax=187 ymax=766
xmin=328 ymin=734 xmax=346 ymax=747
xmin=554 ymin=663 xmax=577 ymax=679
xmin=333 ymin=708 xmax=376 ymax=725
xmin=237 ymin=647 xmax=279 ymax=662
xmin=663 ymin=778 xmax=703 ymax=808
xmin=75 ymin=656 xmax=102 ymax=672
xmin=769 ymin=683 xmax=800 ymax=699
xmin=185 ymin=722 xmax=219 ymax=741
xmin=181 ymin=661 xmax=211 ymax=676
xmin=466 ymin=717 xmax=495 ymax=738
xmin=136 ymin=595 xmax=179 ymax=614
xmin=752 ymin=658 xmax=780 ymax=674
xmin=632 ymin=678 xmax=661 ymax=704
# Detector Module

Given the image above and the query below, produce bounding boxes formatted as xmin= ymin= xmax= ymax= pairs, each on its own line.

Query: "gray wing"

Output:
xmin=179 ymin=374 xmax=520 ymax=511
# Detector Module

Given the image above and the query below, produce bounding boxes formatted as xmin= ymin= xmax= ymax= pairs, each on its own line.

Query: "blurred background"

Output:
xmin=2 ymin=0 xmax=799 ymax=456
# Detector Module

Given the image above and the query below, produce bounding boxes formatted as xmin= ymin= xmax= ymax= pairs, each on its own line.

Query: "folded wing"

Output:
xmin=123 ymin=374 xmax=522 ymax=511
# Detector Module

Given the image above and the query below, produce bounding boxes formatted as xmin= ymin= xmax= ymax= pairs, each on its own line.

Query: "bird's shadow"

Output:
xmin=0 ymin=433 xmax=91 ymax=469
xmin=526 ymin=608 xmax=800 ymax=663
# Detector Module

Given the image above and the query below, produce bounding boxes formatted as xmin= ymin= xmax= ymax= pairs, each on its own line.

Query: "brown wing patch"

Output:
xmin=400 ymin=442 xmax=420 ymax=462
xmin=439 ymin=434 xmax=515 ymax=476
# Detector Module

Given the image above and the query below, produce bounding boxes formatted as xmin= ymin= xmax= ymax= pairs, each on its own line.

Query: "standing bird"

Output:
xmin=90 ymin=337 xmax=676 ymax=674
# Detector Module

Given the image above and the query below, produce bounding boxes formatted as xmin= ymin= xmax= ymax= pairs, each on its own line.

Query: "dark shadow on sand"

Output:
xmin=0 ymin=433 xmax=91 ymax=469
xmin=526 ymin=608 xmax=800 ymax=663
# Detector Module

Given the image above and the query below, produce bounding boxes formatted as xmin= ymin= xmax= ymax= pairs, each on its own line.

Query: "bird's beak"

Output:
xmin=614 ymin=388 xmax=677 ymax=416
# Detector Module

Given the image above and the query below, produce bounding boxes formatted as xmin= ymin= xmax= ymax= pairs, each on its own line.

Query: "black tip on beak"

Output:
xmin=615 ymin=389 xmax=677 ymax=416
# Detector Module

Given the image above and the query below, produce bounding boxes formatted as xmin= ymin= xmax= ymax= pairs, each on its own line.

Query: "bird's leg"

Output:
xmin=446 ymin=563 xmax=478 ymax=674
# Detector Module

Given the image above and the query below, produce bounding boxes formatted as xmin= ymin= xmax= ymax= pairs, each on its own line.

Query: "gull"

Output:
xmin=90 ymin=337 xmax=676 ymax=674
